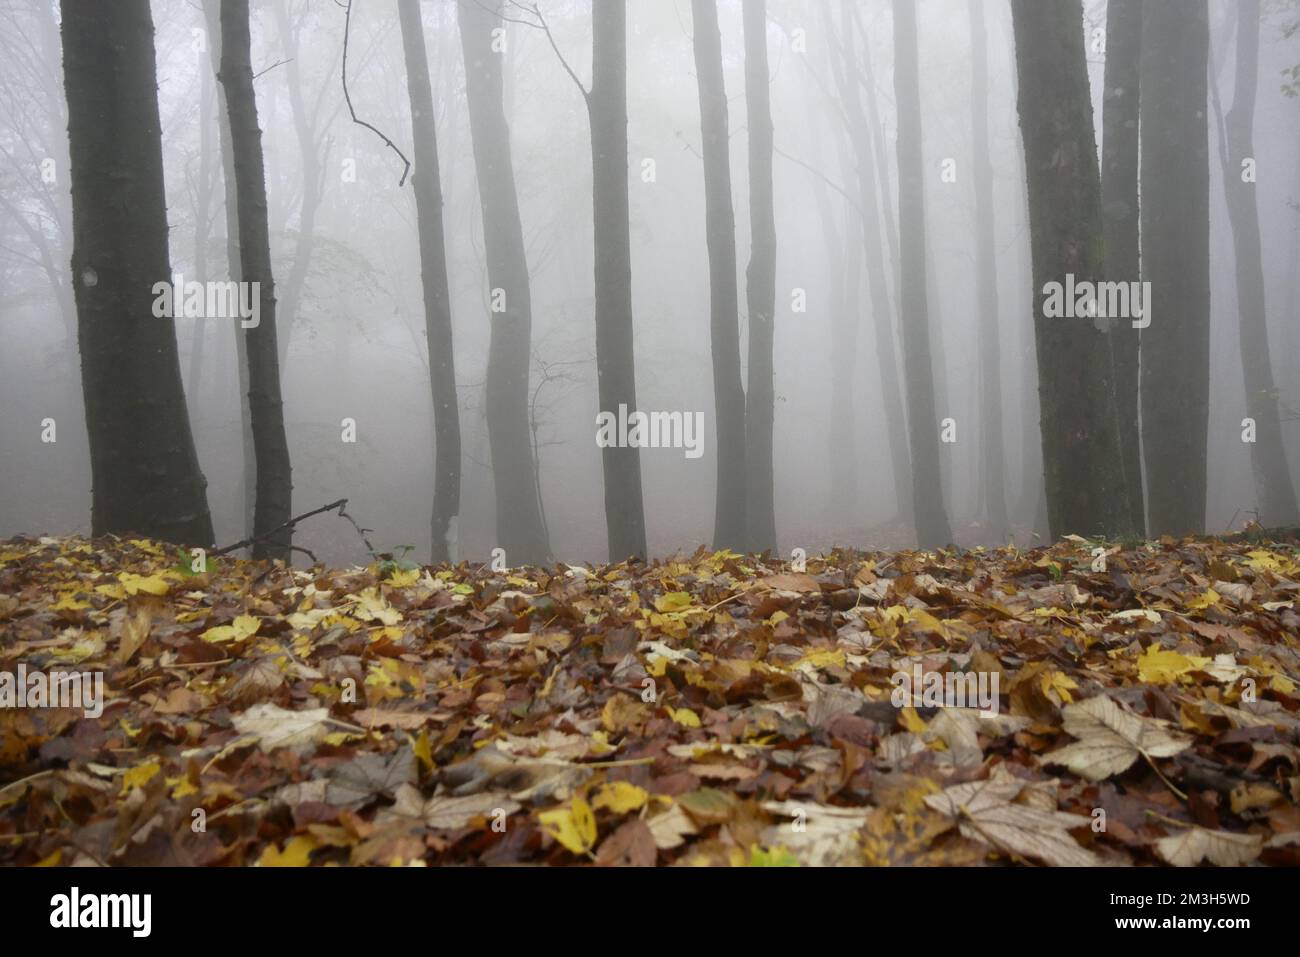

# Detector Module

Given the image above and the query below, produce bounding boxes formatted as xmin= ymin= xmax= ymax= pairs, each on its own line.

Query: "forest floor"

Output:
xmin=1 ymin=530 xmax=1299 ymax=866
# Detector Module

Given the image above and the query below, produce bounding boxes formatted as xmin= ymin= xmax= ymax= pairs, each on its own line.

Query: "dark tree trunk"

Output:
xmin=219 ymin=0 xmax=294 ymax=560
xmin=1215 ymin=0 xmax=1300 ymax=526
xmin=689 ymin=0 xmax=747 ymax=552
xmin=398 ymin=0 xmax=462 ymax=564
xmin=1010 ymin=0 xmax=1136 ymax=541
xmin=201 ymin=0 xmax=255 ymax=539
xmin=456 ymin=0 xmax=551 ymax=564
xmin=1100 ymin=0 xmax=1146 ymax=536
xmin=892 ymin=0 xmax=953 ymax=548
xmin=829 ymin=2 xmax=912 ymax=525
xmin=1140 ymin=0 xmax=1211 ymax=536
xmin=589 ymin=0 xmax=647 ymax=561
xmin=60 ymin=0 xmax=214 ymax=546
xmin=743 ymin=0 xmax=777 ymax=555
xmin=969 ymin=0 xmax=1010 ymax=540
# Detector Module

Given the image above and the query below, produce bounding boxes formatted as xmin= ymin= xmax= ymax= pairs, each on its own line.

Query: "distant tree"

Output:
xmin=220 ymin=0 xmax=294 ymax=559
xmin=968 ymin=0 xmax=1010 ymax=540
xmin=1212 ymin=0 xmax=1300 ymax=526
xmin=892 ymin=0 xmax=953 ymax=548
xmin=690 ymin=0 xmax=747 ymax=552
xmin=456 ymin=0 xmax=551 ymax=564
xmin=1010 ymin=0 xmax=1135 ymax=540
xmin=397 ymin=0 xmax=462 ymax=563
xmin=60 ymin=0 xmax=214 ymax=545
xmin=743 ymin=0 xmax=777 ymax=555
xmin=1141 ymin=0 xmax=1211 ymax=536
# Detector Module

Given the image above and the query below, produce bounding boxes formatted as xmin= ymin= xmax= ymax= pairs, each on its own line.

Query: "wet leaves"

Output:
xmin=0 ymin=532 xmax=1298 ymax=865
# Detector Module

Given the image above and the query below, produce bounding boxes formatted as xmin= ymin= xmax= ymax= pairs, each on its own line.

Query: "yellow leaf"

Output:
xmin=900 ymin=707 xmax=928 ymax=733
xmin=118 ymin=572 xmax=171 ymax=596
xmin=1186 ymin=588 xmax=1221 ymax=611
xmin=666 ymin=705 xmax=701 ymax=728
xmin=654 ymin=591 xmax=694 ymax=613
xmin=386 ymin=567 xmax=421 ymax=588
xmin=538 ymin=797 xmax=597 ymax=855
xmin=1137 ymin=644 xmax=1210 ymax=685
xmin=50 ymin=595 xmax=91 ymax=611
xmin=35 ymin=849 xmax=62 ymax=867
xmin=592 ymin=781 xmax=649 ymax=814
xmin=168 ymin=775 xmax=199 ymax=799
xmin=1039 ymin=669 xmax=1078 ymax=705
xmin=258 ymin=835 xmax=318 ymax=867
xmin=201 ymin=614 xmax=261 ymax=643
xmin=120 ymin=759 xmax=160 ymax=795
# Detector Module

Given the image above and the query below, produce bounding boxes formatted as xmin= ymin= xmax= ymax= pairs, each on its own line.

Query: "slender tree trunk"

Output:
xmin=1215 ymin=0 xmax=1300 ymax=526
xmin=1010 ymin=0 xmax=1135 ymax=540
xmin=589 ymin=0 xmax=647 ymax=561
xmin=689 ymin=0 xmax=747 ymax=552
xmin=189 ymin=43 xmax=215 ymax=412
xmin=1100 ymin=0 xmax=1146 ymax=536
xmin=1140 ymin=0 xmax=1211 ymax=536
xmin=456 ymin=0 xmax=551 ymax=564
xmin=743 ymin=0 xmax=777 ymax=555
xmin=893 ymin=0 xmax=953 ymax=548
xmin=202 ymin=0 xmax=254 ymax=539
xmin=219 ymin=0 xmax=293 ymax=560
xmin=398 ymin=0 xmax=462 ymax=564
xmin=830 ymin=2 xmax=912 ymax=525
xmin=969 ymin=0 xmax=1010 ymax=540
xmin=61 ymin=0 xmax=214 ymax=545
xmin=272 ymin=0 xmax=322 ymax=369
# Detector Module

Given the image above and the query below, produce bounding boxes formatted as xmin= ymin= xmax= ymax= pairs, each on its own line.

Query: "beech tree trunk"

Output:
xmin=61 ymin=0 xmax=214 ymax=546
xmin=457 ymin=0 xmax=551 ymax=564
xmin=398 ymin=0 xmax=462 ymax=564
xmin=219 ymin=0 xmax=294 ymax=560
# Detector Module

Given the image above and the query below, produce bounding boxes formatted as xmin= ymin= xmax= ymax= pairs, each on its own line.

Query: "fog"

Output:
xmin=2 ymin=0 xmax=1298 ymax=566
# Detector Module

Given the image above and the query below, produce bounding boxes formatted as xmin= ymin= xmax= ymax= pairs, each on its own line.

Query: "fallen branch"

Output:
xmin=211 ymin=499 xmax=349 ymax=559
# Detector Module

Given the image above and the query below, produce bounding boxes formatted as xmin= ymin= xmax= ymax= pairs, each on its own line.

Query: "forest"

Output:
xmin=0 ymin=0 xmax=1299 ymax=874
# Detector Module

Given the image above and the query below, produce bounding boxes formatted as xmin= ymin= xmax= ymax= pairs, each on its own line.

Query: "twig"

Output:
xmin=342 ymin=0 xmax=411 ymax=185
xmin=211 ymin=498 xmax=349 ymax=558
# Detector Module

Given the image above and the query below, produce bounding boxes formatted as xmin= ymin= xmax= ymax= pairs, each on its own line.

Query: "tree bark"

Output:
xmin=456 ymin=0 xmax=551 ymax=564
xmin=893 ymin=0 xmax=953 ymax=548
xmin=1216 ymin=0 xmax=1300 ymax=526
xmin=969 ymin=0 xmax=1010 ymax=540
xmin=1010 ymin=0 xmax=1136 ymax=541
xmin=61 ymin=0 xmax=214 ymax=547
xmin=1140 ymin=0 xmax=1211 ymax=536
xmin=219 ymin=0 xmax=294 ymax=560
xmin=1100 ymin=0 xmax=1146 ymax=536
xmin=589 ymin=0 xmax=647 ymax=561
xmin=398 ymin=0 xmax=462 ymax=564
xmin=690 ymin=0 xmax=748 ymax=552
xmin=743 ymin=0 xmax=777 ymax=555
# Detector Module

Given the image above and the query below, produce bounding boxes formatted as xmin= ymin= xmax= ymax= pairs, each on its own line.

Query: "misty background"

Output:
xmin=1 ymin=0 xmax=1298 ymax=566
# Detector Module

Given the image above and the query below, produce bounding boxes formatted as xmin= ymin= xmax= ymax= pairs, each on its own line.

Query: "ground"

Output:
xmin=1 ymin=531 xmax=1298 ymax=866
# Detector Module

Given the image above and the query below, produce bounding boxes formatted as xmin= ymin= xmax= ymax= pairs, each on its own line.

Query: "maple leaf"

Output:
xmin=1044 ymin=695 xmax=1191 ymax=781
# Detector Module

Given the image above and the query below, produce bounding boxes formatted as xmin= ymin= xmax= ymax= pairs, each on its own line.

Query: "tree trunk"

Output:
xmin=743 ymin=0 xmax=777 ymax=555
xmin=689 ymin=0 xmax=748 ymax=552
xmin=1100 ymin=0 xmax=1146 ymax=536
xmin=1216 ymin=0 xmax=1300 ymax=526
xmin=219 ymin=0 xmax=294 ymax=560
xmin=60 ymin=0 xmax=214 ymax=546
xmin=893 ymin=0 xmax=953 ymax=548
xmin=1010 ymin=0 xmax=1135 ymax=541
xmin=589 ymin=0 xmax=648 ymax=561
xmin=969 ymin=0 xmax=1010 ymax=540
xmin=1140 ymin=0 xmax=1211 ymax=536
xmin=829 ymin=2 xmax=912 ymax=526
xmin=398 ymin=0 xmax=462 ymax=564
xmin=456 ymin=0 xmax=551 ymax=565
